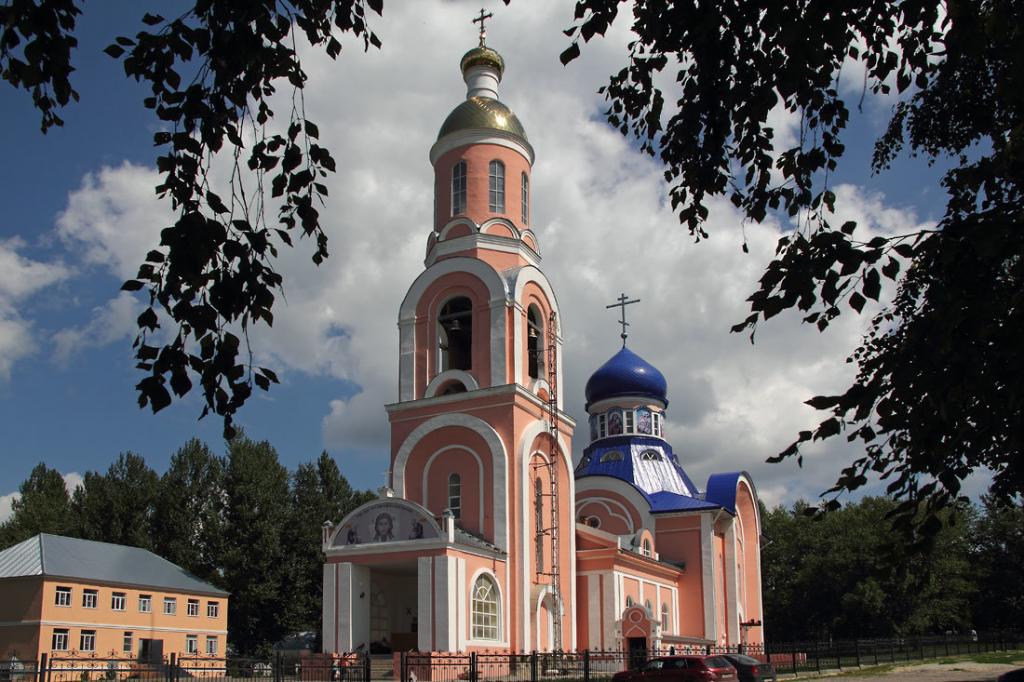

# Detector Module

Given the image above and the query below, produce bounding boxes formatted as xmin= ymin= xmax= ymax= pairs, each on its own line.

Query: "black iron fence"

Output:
xmin=22 ymin=632 xmax=1023 ymax=682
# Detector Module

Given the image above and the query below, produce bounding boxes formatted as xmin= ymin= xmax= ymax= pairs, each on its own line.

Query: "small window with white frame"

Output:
xmin=139 ymin=594 xmax=152 ymax=613
xmin=123 ymin=631 xmax=133 ymax=653
xmin=186 ymin=635 xmax=198 ymax=655
xmin=641 ymin=538 xmax=653 ymax=557
xmin=448 ymin=473 xmax=462 ymax=520
xmin=187 ymin=598 xmax=200 ymax=617
xmin=163 ymin=597 xmax=177 ymax=615
xmin=207 ymin=601 xmax=219 ymax=618
xmin=597 ymin=414 xmax=607 ymax=438
xmin=82 ymin=589 xmax=97 ymax=609
xmin=206 ymin=636 xmax=218 ymax=655
xmin=625 ymin=409 xmax=634 ymax=433
xmin=51 ymin=629 xmax=69 ymax=651
xmin=488 ymin=160 xmax=505 ymax=212
xmin=80 ymin=630 xmax=96 ymax=652
xmin=111 ymin=591 xmax=126 ymax=611
xmin=653 ymin=412 xmax=662 ymax=437
xmin=54 ymin=586 xmax=71 ymax=607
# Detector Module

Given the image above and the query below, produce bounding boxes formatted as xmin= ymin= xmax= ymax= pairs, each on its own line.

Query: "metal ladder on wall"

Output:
xmin=533 ymin=310 xmax=563 ymax=652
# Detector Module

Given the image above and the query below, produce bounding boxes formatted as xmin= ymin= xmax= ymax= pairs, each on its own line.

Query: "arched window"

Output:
xmin=599 ymin=450 xmax=624 ymax=463
xmin=488 ymin=160 xmax=505 ymax=212
xmin=640 ymin=449 xmax=662 ymax=462
xmin=471 ymin=574 xmax=500 ymax=640
xmin=527 ymin=305 xmax=545 ymax=380
xmin=661 ymin=603 xmax=670 ymax=631
xmin=451 ymin=160 xmax=467 ymax=216
xmin=644 ymin=599 xmax=653 ymax=616
xmin=625 ymin=596 xmax=635 ymax=608
xmin=521 ymin=172 xmax=529 ymax=224
xmin=534 ymin=476 xmax=544 ymax=572
xmin=447 ymin=473 xmax=461 ymax=520
xmin=437 ymin=297 xmax=472 ymax=371
xmin=641 ymin=538 xmax=653 ymax=557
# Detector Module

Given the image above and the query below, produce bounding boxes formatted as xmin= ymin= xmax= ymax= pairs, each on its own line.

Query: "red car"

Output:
xmin=612 ymin=656 xmax=738 ymax=681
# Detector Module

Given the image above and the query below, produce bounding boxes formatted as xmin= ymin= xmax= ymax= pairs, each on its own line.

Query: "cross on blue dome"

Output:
xmin=584 ymin=346 xmax=668 ymax=410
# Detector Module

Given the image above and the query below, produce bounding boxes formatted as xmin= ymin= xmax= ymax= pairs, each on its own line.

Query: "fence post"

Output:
xmin=583 ymin=650 xmax=590 ymax=682
xmin=530 ymin=652 xmax=537 ymax=682
xmin=854 ymin=639 xmax=861 ymax=668
xmin=362 ymin=653 xmax=370 ymax=682
xmin=790 ymin=642 xmax=797 ymax=677
xmin=168 ymin=653 xmax=175 ymax=682
xmin=836 ymin=641 xmax=842 ymax=671
xmin=813 ymin=641 xmax=820 ymax=674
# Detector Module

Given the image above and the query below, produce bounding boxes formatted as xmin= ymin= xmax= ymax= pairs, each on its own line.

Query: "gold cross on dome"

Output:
xmin=606 ymin=293 xmax=641 ymax=347
xmin=472 ymin=8 xmax=493 ymax=46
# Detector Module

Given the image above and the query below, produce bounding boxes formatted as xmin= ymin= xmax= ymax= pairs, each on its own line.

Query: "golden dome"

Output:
xmin=460 ymin=45 xmax=505 ymax=77
xmin=437 ymin=97 xmax=529 ymax=142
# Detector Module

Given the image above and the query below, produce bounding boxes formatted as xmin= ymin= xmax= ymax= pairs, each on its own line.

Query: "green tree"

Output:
xmin=222 ymin=435 xmax=291 ymax=655
xmin=0 ymin=463 xmax=73 ymax=548
xmin=969 ymin=496 xmax=1024 ymax=630
xmin=283 ymin=451 xmax=373 ymax=638
xmin=561 ymin=0 xmax=1023 ymax=525
xmin=70 ymin=452 xmax=158 ymax=548
xmin=0 ymin=0 xmax=382 ymax=438
xmin=152 ymin=439 xmax=226 ymax=585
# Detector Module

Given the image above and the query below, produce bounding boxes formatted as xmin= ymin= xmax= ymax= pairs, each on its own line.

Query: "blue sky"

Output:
xmin=0 ymin=1 xmax=972 ymax=516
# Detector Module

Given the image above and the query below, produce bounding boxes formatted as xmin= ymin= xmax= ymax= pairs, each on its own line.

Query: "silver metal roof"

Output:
xmin=0 ymin=534 xmax=228 ymax=596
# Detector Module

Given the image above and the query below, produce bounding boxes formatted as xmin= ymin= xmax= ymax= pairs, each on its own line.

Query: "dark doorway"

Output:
xmin=627 ymin=637 xmax=647 ymax=669
xmin=139 ymin=638 xmax=163 ymax=664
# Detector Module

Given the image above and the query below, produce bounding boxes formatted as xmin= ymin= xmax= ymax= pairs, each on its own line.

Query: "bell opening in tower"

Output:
xmin=437 ymin=297 xmax=473 ymax=372
xmin=527 ymin=305 xmax=545 ymax=380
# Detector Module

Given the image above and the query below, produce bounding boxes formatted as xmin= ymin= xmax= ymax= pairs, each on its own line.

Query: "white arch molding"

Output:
xmin=517 ymin=418 xmax=575 ymax=650
xmin=397 ymin=257 xmax=509 ymax=401
xmin=423 ymin=369 xmax=480 ymax=398
xmin=393 ymin=413 xmax=509 ymax=551
xmin=575 ymin=497 xmax=635 ymax=533
xmin=422 ymin=445 xmax=486 ymax=530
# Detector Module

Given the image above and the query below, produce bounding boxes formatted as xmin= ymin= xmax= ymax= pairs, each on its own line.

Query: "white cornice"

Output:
xmin=429 ymin=131 xmax=535 ymax=166
xmin=425 ymin=232 xmax=541 ymax=268
xmin=385 ymin=383 xmax=576 ymax=428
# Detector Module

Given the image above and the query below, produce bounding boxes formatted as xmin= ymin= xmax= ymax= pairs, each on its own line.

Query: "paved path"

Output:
xmin=789 ymin=661 xmax=1022 ymax=681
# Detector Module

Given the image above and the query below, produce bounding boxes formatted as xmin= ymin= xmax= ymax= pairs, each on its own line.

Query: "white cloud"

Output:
xmin=52 ymin=291 xmax=139 ymax=364
xmin=0 ymin=239 xmax=73 ymax=379
xmin=33 ymin=0 xmax=950 ymax=506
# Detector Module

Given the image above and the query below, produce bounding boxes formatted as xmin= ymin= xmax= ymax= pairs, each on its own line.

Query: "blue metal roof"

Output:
xmin=705 ymin=472 xmax=748 ymax=514
xmin=584 ymin=347 xmax=668 ymax=409
xmin=647 ymin=491 xmax=721 ymax=512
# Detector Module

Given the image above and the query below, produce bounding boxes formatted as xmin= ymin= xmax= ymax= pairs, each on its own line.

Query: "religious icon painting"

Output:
xmin=636 ymin=407 xmax=652 ymax=434
xmin=590 ymin=415 xmax=598 ymax=441
xmin=608 ymin=409 xmax=623 ymax=435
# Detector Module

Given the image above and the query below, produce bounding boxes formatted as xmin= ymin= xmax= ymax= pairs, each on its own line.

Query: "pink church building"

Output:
xmin=320 ymin=37 xmax=763 ymax=657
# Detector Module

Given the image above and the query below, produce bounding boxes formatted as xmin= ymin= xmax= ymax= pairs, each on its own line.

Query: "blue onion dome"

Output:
xmin=585 ymin=347 xmax=668 ymax=410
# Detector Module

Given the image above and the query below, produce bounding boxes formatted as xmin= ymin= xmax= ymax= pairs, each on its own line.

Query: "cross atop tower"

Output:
xmin=472 ymin=8 xmax=493 ymax=46
xmin=606 ymin=293 xmax=641 ymax=347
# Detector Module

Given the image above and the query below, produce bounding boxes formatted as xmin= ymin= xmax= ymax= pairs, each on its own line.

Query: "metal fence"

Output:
xmin=23 ymin=632 xmax=1023 ymax=682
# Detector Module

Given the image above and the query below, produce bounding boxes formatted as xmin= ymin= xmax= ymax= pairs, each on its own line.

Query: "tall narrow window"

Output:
xmin=471 ymin=574 xmax=500 ymax=640
xmin=448 ymin=473 xmax=462 ymax=519
xmin=642 ymin=538 xmax=653 ymax=557
xmin=534 ymin=477 xmax=544 ymax=572
xmin=661 ymin=603 xmax=670 ymax=631
xmin=598 ymin=414 xmax=607 ymax=438
xmin=488 ymin=160 xmax=505 ymax=212
xmin=451 ymin=160 xmax=467 ymax=216
xmin=437 ymin=297 xmax=473 ymax=371
xmin=123 ymin=631 xmax=133 ymax=653
xmin=527 ymin=305 xmax=545 ymax=380
xmin=625 ymin=409 xmax=635 ymax=433
xmin=521 ymin=172 xmax=529 ymax=225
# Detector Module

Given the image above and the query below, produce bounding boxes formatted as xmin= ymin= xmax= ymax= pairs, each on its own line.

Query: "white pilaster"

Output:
xmin=337 ymin=563 xmax=371 ymax=653
xmin=603 ymin=572 xmax=617 ymax=649
xmin=417 ymin=557 xmax=433 ymax=652
xmin=322 ymin=564 xmax=337 ymax=652
xmin=433 ymin=556 xmax=458 ymax=651
xmin=456 ymin=557 xmax=467 ymax=650
xmin=587 ymin=575 xmax=601 ymax=650
xmin=700 ymin=513 xmax=717 ymax=641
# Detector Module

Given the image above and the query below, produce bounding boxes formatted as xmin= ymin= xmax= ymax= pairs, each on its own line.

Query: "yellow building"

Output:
xmin=0 ymin=534 xmax=228 ymax=662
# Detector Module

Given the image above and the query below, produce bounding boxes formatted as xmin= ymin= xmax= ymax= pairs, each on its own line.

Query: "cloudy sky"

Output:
xmin=0 ymin=0 xmax=976 ymax=521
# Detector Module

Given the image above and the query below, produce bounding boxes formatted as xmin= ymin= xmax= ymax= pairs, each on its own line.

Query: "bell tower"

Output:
xmin=385 ymin=32 xmax=575 ymax=652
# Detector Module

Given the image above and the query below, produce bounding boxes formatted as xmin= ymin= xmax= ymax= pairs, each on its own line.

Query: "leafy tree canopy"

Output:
xmin=560 ymin=0 xmax=1023 ymax=526
xmin=0 ymin=0 xmax=382 ymax=439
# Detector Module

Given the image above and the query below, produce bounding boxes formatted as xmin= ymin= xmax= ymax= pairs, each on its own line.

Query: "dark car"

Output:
xmin=997 ymin=669 xmax=1024 ymax=682
xmin=720 ymin=654 xmax=777 ymax=682
xmin=612 ymin=655 xmax=738 ymax=682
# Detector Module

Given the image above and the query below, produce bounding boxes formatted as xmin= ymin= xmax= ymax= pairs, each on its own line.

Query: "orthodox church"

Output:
xmin=320 ymin=32 xmax=763 ymax=656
